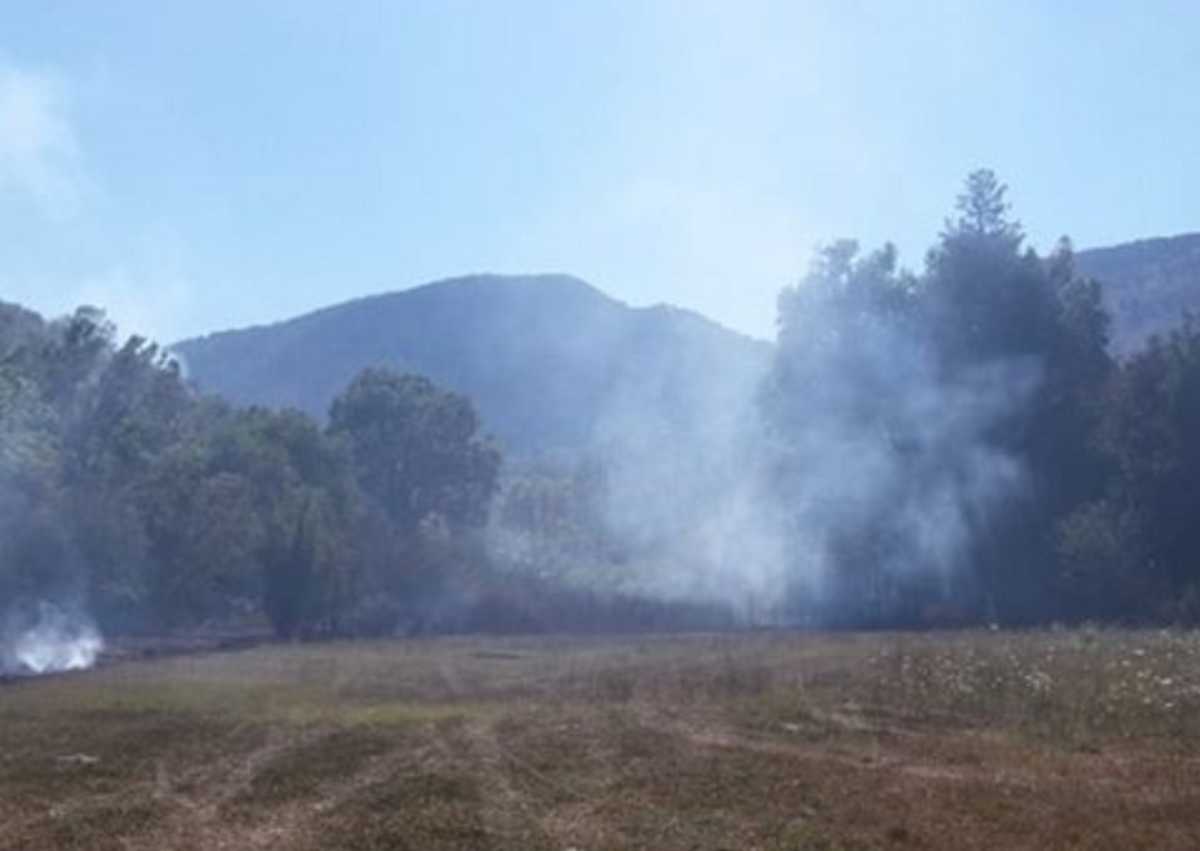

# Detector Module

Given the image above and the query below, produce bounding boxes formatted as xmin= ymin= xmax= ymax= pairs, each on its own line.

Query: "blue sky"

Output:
xmin=1 ymin=1 xmax=1197 ymax=343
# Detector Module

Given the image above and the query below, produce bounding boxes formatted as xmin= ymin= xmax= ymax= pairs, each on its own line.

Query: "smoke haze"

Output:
xmin=491 ymin=243 xmax=1044 ymax=626
xmin=1 ymin=601 xmax=103 ymax=676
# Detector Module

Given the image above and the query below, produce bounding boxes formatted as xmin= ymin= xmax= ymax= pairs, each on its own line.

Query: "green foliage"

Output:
xmin=0 ymin=305 xmax=505 ymax=639
xmin=488 ymin=457 xmax=616 ymax=583
xmin=944 ymin=168 xmax=1023 ymax=245
xmin=1060 ymin=317 xmax=1200 ymax=623
xmin=329 ymin=368 xmax=500 ymax=533
xmin=764 ymin=171 xmax=1116 ymax=626
xmin=6 ymin=168 xmax=1200 ymax=636
xmin=325 ymin=367 xmax=501 ymax=634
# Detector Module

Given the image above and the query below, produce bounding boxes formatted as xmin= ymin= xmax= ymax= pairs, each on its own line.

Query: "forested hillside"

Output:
xmin=172 ymin=275 xmax=771 ymax=455
xmin=0 ymin=307 xmax=508 ymax=651
xmin=169 ymin=240 xmax=1200 ymax=445
xmin=6 ymin=171 xmax=1200 ymax=651
xmin=1077 ymin=233 xmax=1200 ymax=353
xmin=758 ymin=172 xmax=1200 ymax=626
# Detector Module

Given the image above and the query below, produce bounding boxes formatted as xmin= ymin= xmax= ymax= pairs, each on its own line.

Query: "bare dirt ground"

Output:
xmin=2 ymin=630 xmax=1199 ymax=850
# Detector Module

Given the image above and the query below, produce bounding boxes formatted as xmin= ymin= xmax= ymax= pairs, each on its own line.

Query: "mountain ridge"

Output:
xmin=178 ymin=273 xmax=768 ymax=350
xmin=1076 ymin=232 xmax=1200 ymax=353
xmin=171 ymin=273 xmax=772 ymax=455
xmin=171 ymin=232 xmax=1200 ymax=455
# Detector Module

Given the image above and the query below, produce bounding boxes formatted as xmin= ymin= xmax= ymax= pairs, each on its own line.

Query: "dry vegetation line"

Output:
xmin=308 ymin=737 xmax=424 ymax=816
xmin=656 ymin=700 xmax=1200 ymax=806
xmin=457 ymin=716 xmax=545 ymax=839
xmin=134 ymin=724 xmax=326 ymax=849
xmin=633 ymin=699 xmax=1044 ymax=793
xmin=432 ymin=654 xmax=545 ymax=841
xmin=136 ymin=723 xmax=437 ymax=849
xmin=435 ymin=653 xmax=594 ymax=842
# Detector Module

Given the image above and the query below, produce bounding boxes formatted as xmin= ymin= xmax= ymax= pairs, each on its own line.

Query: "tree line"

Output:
xmin=0 ymin=306 xmax=506 ymax=637
xmin=0 ymin=306 xmax=729 ymax=637
xmin=761 ymin=170 xmax=1200 ymax=626
xmin=491 ymin=170 xmax=1200 ymax=629
xmin=4 ymin=170 xmax=1200 ymax=635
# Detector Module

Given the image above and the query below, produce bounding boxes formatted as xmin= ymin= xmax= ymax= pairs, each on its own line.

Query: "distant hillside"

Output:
xmin=1077 ymin=233 xmax=1200 ymax=354
xmin=0 ymin=300 xmax=46 ymax=357
xmin=171 ymin=275 xmax=772 ymax=454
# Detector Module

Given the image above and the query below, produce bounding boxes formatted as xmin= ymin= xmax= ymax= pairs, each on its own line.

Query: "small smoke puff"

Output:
xmin=0 ymin=65 xmax=84 ymax=219
xmin=2 ymin=601 xmax=104 ymax=675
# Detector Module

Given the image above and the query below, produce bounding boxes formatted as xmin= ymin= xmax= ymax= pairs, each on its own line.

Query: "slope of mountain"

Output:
xmin=1077 ymin=233 xmax=1200 ymax=353
xmin=171 ymin=274 xmax=772 ymax=454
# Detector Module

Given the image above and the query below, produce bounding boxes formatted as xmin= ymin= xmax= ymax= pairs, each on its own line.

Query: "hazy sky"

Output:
xmin=2 ymin=2 xmax=1197 ymax=343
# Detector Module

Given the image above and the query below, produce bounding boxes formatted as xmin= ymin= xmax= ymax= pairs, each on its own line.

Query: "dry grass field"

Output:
xmin=2 ymin=629 xmax=1200 ymax=850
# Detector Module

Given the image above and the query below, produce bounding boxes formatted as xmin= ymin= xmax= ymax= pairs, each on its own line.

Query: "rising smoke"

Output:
xmin=498 ymin=245 xmax=1042 ymax=626
xmin=1 ymin=600 xmax=104 ymax=675
xmin=588 ymin=341 xmax=788 ymax=619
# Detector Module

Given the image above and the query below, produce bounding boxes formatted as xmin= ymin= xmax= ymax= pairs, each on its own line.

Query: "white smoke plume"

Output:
xmin=1 ymin=601 xmax=104 ymax=676
xmin=488 ymin=250 xmax=1041 ymax=627
xmin=589 ymin=367 xmax=787 ymax=619
xmin=754 ymin=242 xmax=1043 ymax=624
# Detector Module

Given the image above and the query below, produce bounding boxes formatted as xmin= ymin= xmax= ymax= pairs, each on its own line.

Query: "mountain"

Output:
xmin=164 ymin=234 xmax=1200 ymax=446
xmin=171 ymin=274 xmax=772 ymax=454
xmin=1077 ymin=233 xmax=1200 ymax=354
